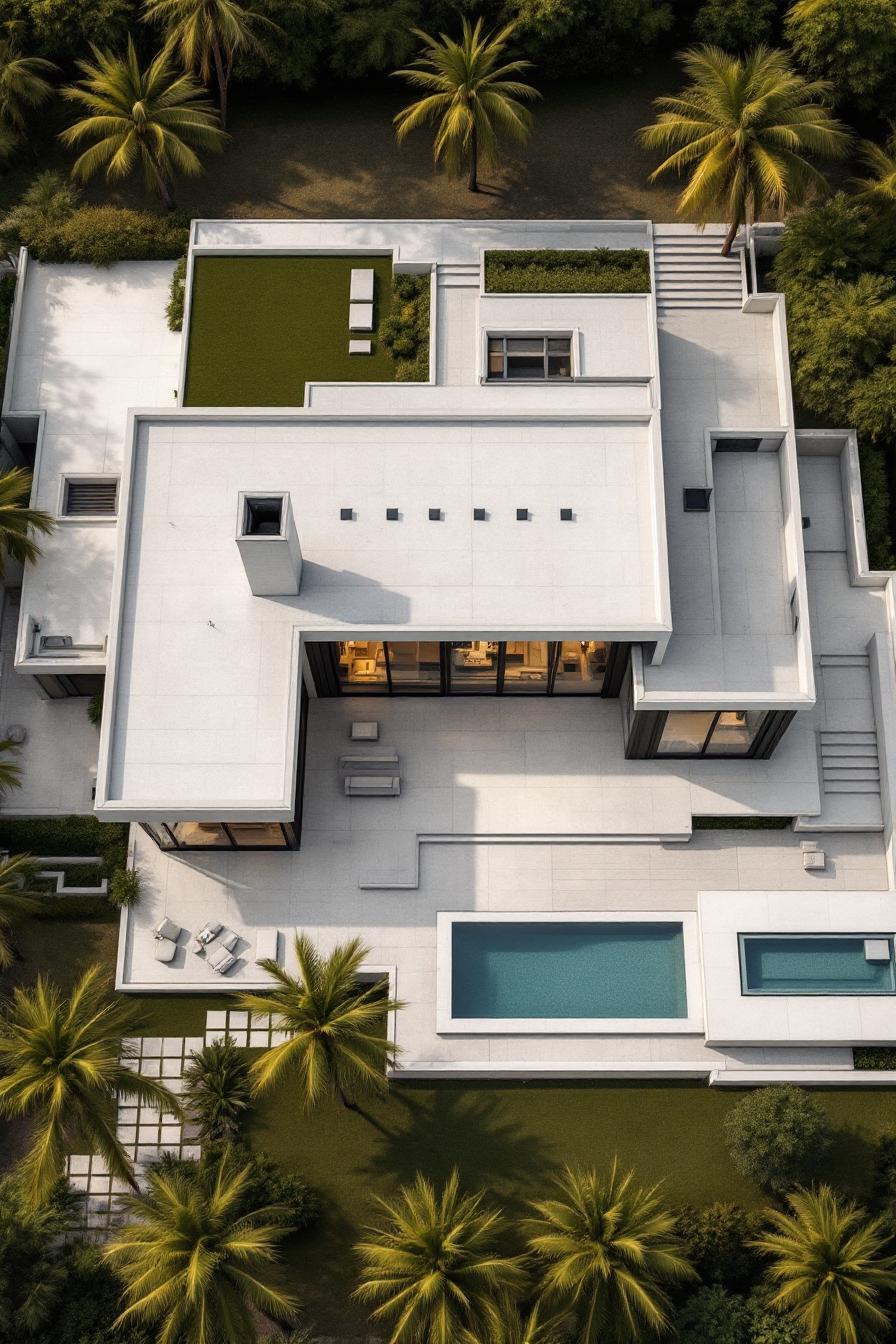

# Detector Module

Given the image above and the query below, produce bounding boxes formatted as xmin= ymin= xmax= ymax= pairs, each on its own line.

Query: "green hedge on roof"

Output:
xmin=484 ymin=248 xmax=651 ymax=294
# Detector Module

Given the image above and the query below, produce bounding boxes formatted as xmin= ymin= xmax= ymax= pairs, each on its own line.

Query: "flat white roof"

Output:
xmin=96 ymin=411 xmax=671 ymax=816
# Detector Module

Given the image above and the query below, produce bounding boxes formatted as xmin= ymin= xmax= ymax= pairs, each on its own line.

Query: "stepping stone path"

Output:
xmin=204 ymin=1007 xmax=292 ymax=1049
xmin=66 ymin=1034 xmax=203 ymax=1239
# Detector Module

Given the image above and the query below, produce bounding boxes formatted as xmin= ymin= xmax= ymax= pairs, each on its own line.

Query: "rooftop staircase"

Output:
xmin=652 ymin=230 xmax=744 ymax=311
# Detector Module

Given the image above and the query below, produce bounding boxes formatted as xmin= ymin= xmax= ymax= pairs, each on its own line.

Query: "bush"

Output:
xmin=745 ymin=1291 xmax=810 ymax=1344
xmin=0 ymin=176 xmax=189 ymax=265
xmin=693 ymin=0 xmax=776 ymax=48
xmin=86 ymin=689 xmax=103 ymax=727
xmin=54 ymin=1242 xmax=155 ymax=1344
xmin=485 ymin=248 xmax=651 ymax=294
xmin=381 ymin=272 xmax=429 ymax=381
xmin=723 ymin=1085 xmax=832 ymax=1195
xmin=0 ymin=815 xmax=129 ymax=881
xmin=506 ymin=0 xmax=673 ymax=78
xmin=857 ymin=441 xmax=896 ymax=571
xmin=855 ymin=1046 xmax=896 ymax=1070
xmin=785 ymin=0 xmax=896 ymax=111
xmin=183 ymin=1039 xmax=251 ymax=1143
xmin=870 ymin=1131 xmax=896 ymax=1223
xmin=167 ymin=255 xmax=187 ymax=331
xmin=158 ymin=1146 xmax=321 ymax=1230
xmin=676 ymin=1286 xmax=753 ymax=1344
xmin=676 ymin=1203 xmax=765 ymax=1288
xmin=109 ymin=866 xmax=141 ymax=909
xmin=32 ymin=894 xmax=116 ymax=921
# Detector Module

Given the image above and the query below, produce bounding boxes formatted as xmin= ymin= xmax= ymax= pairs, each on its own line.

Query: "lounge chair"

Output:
xmin=208 ymin=944 xmax=237 ymax=974
xmin=255 ymin=929 xmax=279 ymax=964
xmin=154 ymin=938 xmax=177 ymax=963
xmin=153 ymin=917 xmax=182 ymax=942
xmin=190 ymin=921 xmax=222 ymax=954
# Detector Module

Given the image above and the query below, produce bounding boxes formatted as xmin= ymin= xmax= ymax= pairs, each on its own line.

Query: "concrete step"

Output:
xmin=824 ymin=782 xmax=882 ymax=794
xmin=820 ymin=730 xmax=878 ymax=742
xmin=823 ymin=767 xmax=880 ymax=782
xmin=818 ymin=653 xmax=869 ymax=667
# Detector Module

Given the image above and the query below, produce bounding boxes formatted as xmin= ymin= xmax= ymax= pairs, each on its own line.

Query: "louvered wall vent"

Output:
xmin=63 ymin=480 xmax=118 ymax=517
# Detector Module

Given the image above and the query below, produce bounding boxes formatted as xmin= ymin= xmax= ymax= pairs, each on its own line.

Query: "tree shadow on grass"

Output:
xmin=358 ymin=1081 xmax=553 ymax=1216
xmin=823 ymin=1124 xmax=879 ymax=1201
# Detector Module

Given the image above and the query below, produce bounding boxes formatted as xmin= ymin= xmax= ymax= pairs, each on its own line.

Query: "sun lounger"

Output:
xmin=255 ymin=929 xmax=279 ymax=964
xmin=190 ymin=921 xmax=222 ymax=954
xmin=154 ymin=938 xmax=177 ymax=963
xmin=350 ymin=268 xmax=375 ymax=302
xmin=153 ymin=917 xmax=182 ymax=942
xmin=208 ymin=944 xmax=237 ymax=974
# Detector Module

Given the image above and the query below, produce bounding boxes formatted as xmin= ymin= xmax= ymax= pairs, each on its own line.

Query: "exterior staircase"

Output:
xmin=437 ymin=262 xmax=481 ymax=289
xmin=652 ymin=230 xmax=744 ymax=311
xmin=796 ymin=652 xmax=884 ymax=832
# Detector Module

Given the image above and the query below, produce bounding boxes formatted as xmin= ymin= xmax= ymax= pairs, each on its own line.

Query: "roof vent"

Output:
xmin=428 ymin=508 xmax=441 ymax=521
xmin=516 ymin=508 xmax=529 ymax=521
xmin=236 ymin=492 xmax=302 ymax=595
xmin=473 ymin=507 xmax=486 ymax=521
xmin=386 ymin=507 xmax=399 ymax=521
xmin=560 ymin=507 xmax=573 ymax=522
xmin=340 ymin=507 xmax=353 ymax=521
xmin=683 ymin=488 xmax=711 ymax=513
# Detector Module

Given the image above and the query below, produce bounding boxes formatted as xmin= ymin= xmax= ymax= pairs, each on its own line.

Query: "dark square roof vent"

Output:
xmin=516 ymin=508 xmax=529 ymax=521
xmin=683 ymin=487 xmax=712 ymax=513
xmin=473 ymin=507 xmax=486 ymax=521
xmin=386 ymin=507 xmax=399 ymax=521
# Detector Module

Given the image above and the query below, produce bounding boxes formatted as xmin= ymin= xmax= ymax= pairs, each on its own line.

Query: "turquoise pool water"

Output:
xmin=450 ymin=921 xmax=687 ymax=1019
xmin=740 ymin=934 xmax=896 ymax=995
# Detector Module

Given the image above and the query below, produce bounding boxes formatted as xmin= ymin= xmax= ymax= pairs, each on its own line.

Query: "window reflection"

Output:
xmin=337 ymin=640 xmax=388 ymax=690
xmin=503 ymin=640 xmax=549 ymax=691
xmin=553 ymin=641 xmax=609 ymax=693
xmin=169 ymin=822 xmax=231 ymax=848
xmin=705 ymin=710 xmax=765 ymax=756
xmin=226 ymin=823 xmax=288 ymax=848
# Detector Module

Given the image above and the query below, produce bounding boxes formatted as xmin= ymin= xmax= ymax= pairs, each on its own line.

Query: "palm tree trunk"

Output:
xmin=150 ymin=155 xmax=175 ymax=210
xmin=213 ymin=40 xmax=228 ymax=131
xmin=336 ymin=1081 xmax=361 ymax=1113
xmin=721 ymin=216 xmax=740 ymax=256
xmin=467 ymin=124 xmax=478 ymax=193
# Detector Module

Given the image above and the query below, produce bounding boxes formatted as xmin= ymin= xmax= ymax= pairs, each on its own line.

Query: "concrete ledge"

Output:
xmin=710 ymin=1069 xmax=896 ymax=1087
xmin=396 ymin=1061 xmax=712 ymax=1080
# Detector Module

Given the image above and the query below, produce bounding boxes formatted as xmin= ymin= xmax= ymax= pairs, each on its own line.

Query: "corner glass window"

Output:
xmin=656 ymin=711 xmax=717 ymax=756
xmin=226 ymin=823 xmax=288 ymax=848
xmin=487 ymin=335 xmax=572 ymax=381
xmin=169 ymin=822 xmax=230 ymax=848
xmin=705 ymin=710 xmax=766 ymax=756
xmin=657 ymin=709 xmax=769 ymax=757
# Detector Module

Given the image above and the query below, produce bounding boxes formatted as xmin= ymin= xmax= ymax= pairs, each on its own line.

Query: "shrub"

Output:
xmin=856 ymin=442 xmax=896 ymax=571
xmin=183 ymin=1039 xmax=252 ymax=1143
xmin=158 ymin=1146 xmax=321 ymax=1230
xmin=745 ymin=1289 xmax=811 ymax=1343
xmin=871 ymin=1131 xmax=896 ymax=1224
xmin=167 ymin=255 xmax=187 ymax=331
xmin=693 ymin=0 xmax=776 ymax=48
xmin=676 ymin=1286 xmax=752 ymax=1344
xmin=484 ymin=247 xmax=651 ymax=294
xmin=785 ymin=0 xmax=896 ymax=111
xmin=0 ymin=171 xmax=79 ymax=260
xmin=723 ymin=1085 xmax=832 ymax=1195
xmin=86 ymin=689 xmax=103 ymax=727
xmin=0 ymin=815 xmax=129 ymax=886
xmin=32 ymin=894 xmax=115 ymax=921
xmin=109 ymin=866 xmax=141 ymax=909
xmin=676 ymin=1203 xmax=765 ymax=1288
xmin=855 ymin=1046 xmax=896 ymax=1070
xmin=381 ymin=272 xmax=429 ymax=381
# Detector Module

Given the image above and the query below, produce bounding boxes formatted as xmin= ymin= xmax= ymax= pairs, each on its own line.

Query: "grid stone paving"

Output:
xmin=204 ymin=1007 xmax=291 ymax=1048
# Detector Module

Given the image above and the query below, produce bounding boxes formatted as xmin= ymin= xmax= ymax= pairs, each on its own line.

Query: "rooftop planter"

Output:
xmin=484 ymin=248 xmax=651 ymax=294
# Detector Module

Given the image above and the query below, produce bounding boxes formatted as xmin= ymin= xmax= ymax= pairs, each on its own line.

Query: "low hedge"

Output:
xmin=32 ymin=894 xmax=117 ymax=921
xmin=381 ymin=273 xmax=429 ymax=381
xmin=0 ymin=815 xmax=128 ymax=873
xmin=858 ymin=439 xmax=896 ymax=571
xmin=166 ymin=255 xmax=187 ymax=331
xmin=28 ymin=206 xmax=190 ymax=266
xmin=854 ymin=1046 xmax=896 ymax=1070
xmin=484 ymin=247 xmax=651 ymax=294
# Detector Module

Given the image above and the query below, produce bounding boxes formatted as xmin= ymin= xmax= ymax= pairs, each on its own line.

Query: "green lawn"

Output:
xmin=183 ymin=253 xmax=400 ymax=406
xmin=247 ymin=1076 xmax=896 ymax=1338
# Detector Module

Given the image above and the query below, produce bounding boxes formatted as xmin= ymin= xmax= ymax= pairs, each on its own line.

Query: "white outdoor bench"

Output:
xmin=344 ymin=775 xmax=401 ymax=796
xmin=350 ymin=268 xmax=375 ymax=302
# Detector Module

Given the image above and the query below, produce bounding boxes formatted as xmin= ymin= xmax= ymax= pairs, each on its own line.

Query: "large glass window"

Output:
xmin=169 ymin=822 xmax=231 ymax=848
xmin=503 ymin=640 xmax=550 ymax=692
xmin=226 ymin=823 xmax=289 ymax=848
xmin=337 ymin=640 xmax=388 ymax=691
xmin=657 ymin=709 xmax=768 ymax=757
xmin=553 ymin=641 xmax=610 ymax=693
xmin=449 ymin=641 xmax=499 ymax=691
xmin=487 ymin=335 xmax=572 ymax=381
xmin=387 ymin=641 xmax=442 ymax=691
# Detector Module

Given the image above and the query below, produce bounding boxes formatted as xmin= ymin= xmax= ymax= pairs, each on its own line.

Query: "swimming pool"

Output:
xmin=449 ymin=919 xmax=688 ymax=1021
xmin=740 ymin=934 xmax=896 ymax=995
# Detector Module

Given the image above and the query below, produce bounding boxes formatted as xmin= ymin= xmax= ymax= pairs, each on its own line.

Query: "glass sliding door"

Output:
xmin=552 ymin=641 xmax=610 ymax=693
xmin=503 ymin=640 xmax=550 ymax=692
xmin=449 ymin=641 xmax=499 ymax=692
xmin=337 ymin=640 xmax=388 ymax=692
xmin=704 ymin=710 xmax=766 ymax=756
xmin=386 ymin=641 xmax=442 ymax=691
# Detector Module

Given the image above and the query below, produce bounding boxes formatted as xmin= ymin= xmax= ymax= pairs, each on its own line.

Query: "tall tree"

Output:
xmin=354 ymin=1169 xmax=528 ymax=1344
xmin=105 ymin=1151 xmax=298 ymax=1344
xmin=392 ymin=18 xmax=539 ymax=192
xmin=639 ymin=45 xmax=850 ymax=254
xmin=142 ymin=0 xmax=279 ymax=129
xmin=0 ymin=467 xmax=54 ymax=574
xmin=0 ymin=37 xmax=56 ymax=150
xmin=0 ymin=966 xmax=182 ymax=1205
xmin=60 ymin=38 xmax=227 ymax=208
xmin=524 ymin=1162 xmax=695 ymax=1344
xmin=855 ymin=136 xmax=896 ymax=202
xmin=755 ymin=1186 xmax=896 ymax=1344
xmin=239 ymin=933 xmax=402 ymax=1113
xmin=0 ymin=854 xmax=42 ymax=969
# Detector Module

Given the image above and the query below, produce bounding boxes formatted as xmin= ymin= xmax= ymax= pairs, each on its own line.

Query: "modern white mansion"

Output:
xmin=4 ymin=217 xmax=896 ymax=1084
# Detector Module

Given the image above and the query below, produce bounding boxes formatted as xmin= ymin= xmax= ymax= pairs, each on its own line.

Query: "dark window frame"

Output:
xmin=624 ymin=706 xmax=795 ymax=761
xmin=486 ymin=334 xmax=573 ymax=382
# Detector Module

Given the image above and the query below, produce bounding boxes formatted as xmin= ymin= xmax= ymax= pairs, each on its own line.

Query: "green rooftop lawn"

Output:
xmin=183 ymin=254 xmax=399 ymax=406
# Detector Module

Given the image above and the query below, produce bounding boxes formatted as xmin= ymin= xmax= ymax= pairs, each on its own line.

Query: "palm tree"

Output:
xmin=105 ymin=1149 xmax=298 ymax=1344
xmin=0 ymin=853 xmax=42 ymax=969
xmin=354 ymin=1168 xmax=528 ymax=1344
xmin=753 ymin=1186 xmax=896 ymax=1344
xmin=392 ymin=18 xmax=539 ymax=193
xmin=0 ymin=966 xmax=182 ymax=1206
xmin=0 ymin=737 xmax=23 ymax=795
xmin=143 ymin=0 xmax=279 ymax=129
xmin=524 ymin=1162 xmax=695 ymax=1344
xmin=182 ymin=1037 xmax=251 ymax=1143
xmin=855 ymin=135 xmax=896 ymax=202
xmin=487 ymin=1302 xmax=572 ymax=1344
xmin=0 ymin=38 xmax=56 ymax=142
xmin=0 ymin=466 xmax=54 ymax=575
xmin=639 ymin=45 xmax=850 ymax=254
xmin=60 ymin=38 xmax=227 ymax=208
xmin=238 ymin=933 xmax=402 ymax=1113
